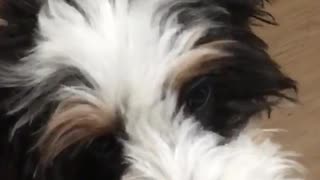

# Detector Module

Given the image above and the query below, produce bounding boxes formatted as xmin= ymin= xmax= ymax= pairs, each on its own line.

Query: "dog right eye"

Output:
xmin=183 ymin=76 xmax=214 ymax=113
xmin=88 ymin=136 xmax=119 ymax=158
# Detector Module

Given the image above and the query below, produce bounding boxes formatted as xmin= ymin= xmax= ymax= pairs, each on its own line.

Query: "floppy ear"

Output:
xmin=214 ymin=0 xmax=276 ymax=25
xmin=0 ymin=0 xmax=40 ymax=61
xmin=0 ymin=0 xmax=41 ymax=144
xmin=170 ymin=0 xmax=275 ymax=50
xmin=0 ymin=0 xmax=40 ymax=165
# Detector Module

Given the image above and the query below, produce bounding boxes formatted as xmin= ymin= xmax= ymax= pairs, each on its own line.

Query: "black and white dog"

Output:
xmin=0 ymin=0 xmax=304 ymax=180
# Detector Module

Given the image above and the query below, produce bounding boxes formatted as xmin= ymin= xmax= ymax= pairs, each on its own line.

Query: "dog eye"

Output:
xmin=183 ymin=77 xmax=213 ymax=113
xmin=88 ymin=136 xmax=118 ymax=158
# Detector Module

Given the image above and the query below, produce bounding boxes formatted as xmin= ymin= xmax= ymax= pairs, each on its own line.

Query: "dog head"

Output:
xmin=0 ymin=0 xmax=302 ymax=180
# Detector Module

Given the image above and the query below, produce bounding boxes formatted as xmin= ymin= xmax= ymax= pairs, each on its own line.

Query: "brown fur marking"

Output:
xmin=169 ymin=41 xmax=234 ymax=91
xmin=36 ymin=96 xmax=116 ymax=165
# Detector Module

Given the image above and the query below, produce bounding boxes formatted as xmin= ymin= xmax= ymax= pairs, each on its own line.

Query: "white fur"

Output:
xmin=29 ymin=0 xmax=207 ymax=107
xmin=6 ymin=0 xmax=304 ymax=179
xmin=122 ymin=99 xmax=304 ymax=180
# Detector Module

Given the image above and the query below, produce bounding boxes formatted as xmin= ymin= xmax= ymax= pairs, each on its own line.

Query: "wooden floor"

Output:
xmin=255 ymin=0 xmax=320 ymax=179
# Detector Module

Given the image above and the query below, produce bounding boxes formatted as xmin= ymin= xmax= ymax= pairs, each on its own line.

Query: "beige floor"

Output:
xmin=254 ymin=0 xmax=320 ymax=180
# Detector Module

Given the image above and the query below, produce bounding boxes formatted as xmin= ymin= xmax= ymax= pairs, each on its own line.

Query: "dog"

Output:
xmin=0 ymin=0 xmax=304 ymax=180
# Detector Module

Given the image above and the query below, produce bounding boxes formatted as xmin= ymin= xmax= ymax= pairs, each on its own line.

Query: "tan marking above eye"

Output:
xmin=35 ymin=96 xmax=116 ymax=165
xmin=167 ymin=40 xmax=235 ymax=91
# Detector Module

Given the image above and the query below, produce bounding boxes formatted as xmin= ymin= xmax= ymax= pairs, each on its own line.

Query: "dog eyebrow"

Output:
xmin=167 ymin=40 xmax=233 ymax=91
xmin=35 ymin=95 xmax=117 ymax=165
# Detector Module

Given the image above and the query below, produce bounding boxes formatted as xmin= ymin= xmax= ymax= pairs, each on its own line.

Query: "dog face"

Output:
xmin=0 ymin=0 xmax=302 ymax=180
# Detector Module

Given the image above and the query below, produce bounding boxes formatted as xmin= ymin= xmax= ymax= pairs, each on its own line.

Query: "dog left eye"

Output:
xmin=88 ymin=136 xmax=118 ymax=158
xmin=183 ymin=77 xmax=213 ymax=113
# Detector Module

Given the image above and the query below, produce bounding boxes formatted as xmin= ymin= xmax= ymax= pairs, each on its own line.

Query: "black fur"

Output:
xmin=0 ymin=0 xmax=296 ymax=180
xmin=0 ymin=1 xmax=40 ymax=180
xmin=179 ymin=43 xmax=296 ymax=137
xmin=0 ymin=0 xmax=40 ymax=61
xmin=177 ymin=0 xmax=296 ymax=137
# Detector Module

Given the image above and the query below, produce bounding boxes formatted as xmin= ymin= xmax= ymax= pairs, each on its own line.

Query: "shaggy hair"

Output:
xmin=0 ymin=0 xmax=303 ymax=180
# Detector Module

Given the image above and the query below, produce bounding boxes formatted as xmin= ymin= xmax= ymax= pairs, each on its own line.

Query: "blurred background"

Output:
xmin=255 ymin=0 xmax=320 ymax=179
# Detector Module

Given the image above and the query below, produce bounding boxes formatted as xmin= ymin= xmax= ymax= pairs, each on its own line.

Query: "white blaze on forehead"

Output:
xmin=122 ymin=98 xmax=303 ymax=180
xmin=30 ymin=0 xmax=209 ymax=107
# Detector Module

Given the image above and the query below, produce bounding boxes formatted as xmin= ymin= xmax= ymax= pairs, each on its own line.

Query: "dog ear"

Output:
xmin=214 ymin=0 xmax=276 ymax=25
xmin=169 ymin=0 xmax=275 ymax=50
xmin=172 ymin=0 xmax=275 ymax=27
xmin=0 ymin=0 xmax=40 ymax=61
xmin=0 ymin=1 xmax=40 ymax=178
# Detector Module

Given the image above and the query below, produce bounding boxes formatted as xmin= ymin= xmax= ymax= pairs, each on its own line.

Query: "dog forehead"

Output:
xmin=31 ymin=0 xmax=212 ymax=107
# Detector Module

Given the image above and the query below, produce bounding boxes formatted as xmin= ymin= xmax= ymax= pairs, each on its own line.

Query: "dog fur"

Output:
xmin=0 ymin=0 xmax=303 ymax=180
